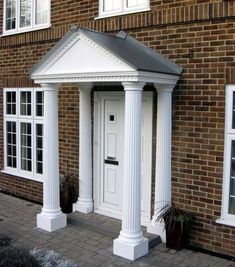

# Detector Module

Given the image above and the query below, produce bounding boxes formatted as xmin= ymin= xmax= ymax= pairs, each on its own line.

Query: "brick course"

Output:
xmin=0 ymin=0 xmax=235 ymax=257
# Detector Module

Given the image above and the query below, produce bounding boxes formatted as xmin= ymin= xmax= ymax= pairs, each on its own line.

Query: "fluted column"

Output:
xmin=113 ymin=82 xmax=148 ymax=261
xmin=37 ymin=83 xmax=66 ymax=232
xmin=73 ymin=83 xmax=93 ymax=213
xmin=147 ymin=84 xmax=174 ymax=242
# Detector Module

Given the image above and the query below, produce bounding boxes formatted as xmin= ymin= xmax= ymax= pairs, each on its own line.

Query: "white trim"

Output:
xmin=1 ymin=24 xmax=51 ymax=37
xmin=2 ymin=0 xmax=51 ymax=36
xmin=216 ymin=218 xmax=235 ymax=227
xmin=95 ymin=8 xmax=150 ymax=20
xmin=218 ymin=84 xmax=235 ymax=226
xmin=3 ymin=88 xmax=44 ymax=182
xmin=1 ymin=170 xmax=43 ymax=183
xmin=32 ymin=70 xmax=179 ymax=85
xmin=98 ymin=0 xmax=150 ymax=19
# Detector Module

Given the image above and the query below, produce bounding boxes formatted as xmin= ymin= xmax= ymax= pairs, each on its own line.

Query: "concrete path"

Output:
xmin=0 ymin=193 xmax=234 ymax=267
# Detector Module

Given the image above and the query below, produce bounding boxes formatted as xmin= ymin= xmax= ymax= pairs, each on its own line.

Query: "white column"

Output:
xmin=37 ymin=83 xmax=66 ymax=232
xmin=73 ymin=83 xmax=93 ymax=213
xmin=113 ymin=82 xmax=148 ymax=261
xmin=147 ymin=84 xmax=174 ymax=242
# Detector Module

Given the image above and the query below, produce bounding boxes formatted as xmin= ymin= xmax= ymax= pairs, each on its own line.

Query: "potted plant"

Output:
xmin=60 ymin=173 xmax=78 ymax=214
xmin=156 ymin=202 xmax=192 ymax=250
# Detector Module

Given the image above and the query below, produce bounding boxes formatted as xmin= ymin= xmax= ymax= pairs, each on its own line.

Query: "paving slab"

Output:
xmin=0 ymin=193 xmax=234 ymax=267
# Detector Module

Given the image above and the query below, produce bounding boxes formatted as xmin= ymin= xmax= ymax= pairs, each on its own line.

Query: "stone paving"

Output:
xmin=0 ymin=192 xmax=234 ymax=267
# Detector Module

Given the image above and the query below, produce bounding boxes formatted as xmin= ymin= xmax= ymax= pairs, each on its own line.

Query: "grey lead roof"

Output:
xmin=79 ymin=27 xmax=182 ymax=76
xmin=30 ymin=26 xmax=183 ymax=76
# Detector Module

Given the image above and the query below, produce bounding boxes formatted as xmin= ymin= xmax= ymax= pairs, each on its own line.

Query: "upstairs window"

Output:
xmin=99 ymin=0 xmax=149 ymax=18
xmin=3 ymin=88 xmax=44 ymax=182
xmin=3 ymin=0 xmax=50 ymax=35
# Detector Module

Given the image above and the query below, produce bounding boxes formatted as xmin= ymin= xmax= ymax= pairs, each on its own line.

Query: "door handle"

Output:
xmin=104 ymin=159 xmax=119 ymax=165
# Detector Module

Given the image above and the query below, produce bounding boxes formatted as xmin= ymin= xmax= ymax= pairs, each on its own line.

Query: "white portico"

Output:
xmin=30 ymin=26 xmax=182 ymax=260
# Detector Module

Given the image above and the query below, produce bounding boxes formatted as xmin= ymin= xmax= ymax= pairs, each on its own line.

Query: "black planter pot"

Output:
xmin=165 ymin=220 xmax=188 ymax=250
xmin=60 ymin=192 xmax=73 ymax=213
xmin=60 ymin=187 xmax=78 ymax=214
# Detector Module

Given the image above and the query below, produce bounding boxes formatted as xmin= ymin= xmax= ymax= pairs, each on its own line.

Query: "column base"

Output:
xmin=147 ymin=219 xmax=166 ymax=243
xmin=73 ymin=198 xmax=93 ymax=213
xmin=113 ymin=237 xmax=148 ymax=261
xmin=37 ymin=212 xmax=67 ymax=232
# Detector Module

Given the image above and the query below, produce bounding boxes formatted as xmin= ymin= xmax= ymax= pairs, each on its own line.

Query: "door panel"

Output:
xmin=104 ymin=167 xmax=118 ymax=204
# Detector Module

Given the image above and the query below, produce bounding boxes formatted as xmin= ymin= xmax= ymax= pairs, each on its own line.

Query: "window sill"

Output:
xmin=95 ymin=8 xmax=151 ymax=20
xmin=1 ymin=169 xmax=43 ymax=183
xmin=1 ymin=24 xmax=51 ymax=37
xmin=216 ymin=218 xmax=235 ymax=227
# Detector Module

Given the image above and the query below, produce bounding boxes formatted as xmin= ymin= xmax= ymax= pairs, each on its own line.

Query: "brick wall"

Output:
xmin=0 ymin=0 xmax=235 ymax=257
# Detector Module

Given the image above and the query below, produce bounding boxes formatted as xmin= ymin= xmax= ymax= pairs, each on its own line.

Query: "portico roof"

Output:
xmin=30 ymin=26 xmax=182 ymax=85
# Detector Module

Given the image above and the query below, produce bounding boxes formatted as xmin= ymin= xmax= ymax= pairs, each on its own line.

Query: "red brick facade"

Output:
xmin=0 ymin=0 xmax=235 ymax=257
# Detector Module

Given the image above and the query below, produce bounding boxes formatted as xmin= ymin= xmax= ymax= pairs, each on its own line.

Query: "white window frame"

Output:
xmin=3 ymin=88 xmax=44 ymax=182
xmin=217 ymin=84 xmax=235 ymax=227
xmin=2 ymin=0 xmax=51 ymax=36
xmin=97 ymin=0 xmax=150 ymax=19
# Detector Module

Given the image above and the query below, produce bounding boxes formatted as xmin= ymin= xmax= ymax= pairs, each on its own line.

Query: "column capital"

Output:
xmin=40 ymin=83 xmax=60 ymax=90
xmin=154 ymin=83 xmax=175 ymax=93
xmin=122 ymin=82 xmax=145 ymax=91
xmin=78 ymin=83 xmax=93 ymax=92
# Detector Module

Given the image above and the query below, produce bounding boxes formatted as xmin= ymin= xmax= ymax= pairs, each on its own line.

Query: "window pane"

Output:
xmin=229 ymin=197 xmax=235 ymax=215
xmin=230 ymin=178 xmax=235 ymax=196
xmin=233 ymin=92 xmax=235 ymax=129
xmin=232 ymin=140 xmax=235 ymax=158
xmin=35 ymin=0 xmax=48 ymax=25
xmin=20 ymin=91 xmax=31 ymax=116
xmin=127 ymin=0 xmax=146 ymax=7
xmin=36 ymin=124 xmax=43 ymax=174
xmin=36 ymin=91 xmax=44 ymax=116
xmin=103 ymin=0 xmax=121 ymax=12
xmin=231 ymin=160 xmax=235 ymax=177
xmin=21 ymin=122 xmax=32 ymax=171
xmin=5 ymin=0 xmax=16 ymax=30
xmin=20 ymin=0 xmax=32 ymax=28
xmin=6 ymin=91 xmax=16 ymax=115
xmin=6 ymin=121 xmax=17 ymax=168
xmin=229 ymin=140 xmax=235 ymax=214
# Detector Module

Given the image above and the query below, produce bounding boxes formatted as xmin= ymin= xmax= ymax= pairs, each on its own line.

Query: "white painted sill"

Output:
xmin=216 ymin=218 xmax=235 ymax=227
xmin=1 ymin=24 xmax=51 ymax=37
xmin=95 ymin=8 xmax=151 ymax=20
xmin=1 ymin=170 xmax=43 ymax=183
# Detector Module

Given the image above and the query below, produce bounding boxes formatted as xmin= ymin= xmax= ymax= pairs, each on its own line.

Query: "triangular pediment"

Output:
xmin=30 ymin=27 xmax=182 ymax=84
xmin=31 ymin=30 xmax=135 ymax=77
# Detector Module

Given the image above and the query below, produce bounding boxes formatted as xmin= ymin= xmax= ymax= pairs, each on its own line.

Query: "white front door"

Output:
xmin=102 ymin=95 xmax=124 ymax=215
xmin=94 ymin=91 xmax=153 ymax=225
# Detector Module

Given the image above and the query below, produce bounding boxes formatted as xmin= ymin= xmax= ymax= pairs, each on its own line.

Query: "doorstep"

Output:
xmin=67 ymin=212 xmax=161 ymax=249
